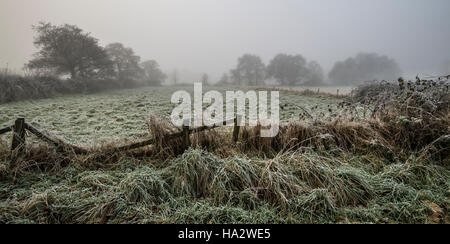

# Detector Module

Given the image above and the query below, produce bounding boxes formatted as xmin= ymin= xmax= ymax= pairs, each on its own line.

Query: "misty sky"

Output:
xmin=1 ymin=0 xmax=449 ymax=81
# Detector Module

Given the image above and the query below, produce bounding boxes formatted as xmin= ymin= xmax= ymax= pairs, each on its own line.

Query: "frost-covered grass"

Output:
xmin=0 ymin=84 xmax=447 ymax=224
xmin=0 ymin=86 xmax=342 ymax=146
xmin=0 ymin=148 xmax=447 ymax=224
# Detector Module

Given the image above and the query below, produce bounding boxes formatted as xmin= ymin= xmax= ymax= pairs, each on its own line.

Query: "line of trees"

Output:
xmin=26 ymin=22 xmax=166 ymax=87
xmin=24 ymin=22 xmax=403 ymax=89
xmin=219 ymin=52 xmax=402 ymax=86
xmin=221 ymin=53 xmax=325 ymax=86
xmin=328 ymin=53 xmax=402 ymax=85
xmin=267 ymin=54 xmax=324 ymax=86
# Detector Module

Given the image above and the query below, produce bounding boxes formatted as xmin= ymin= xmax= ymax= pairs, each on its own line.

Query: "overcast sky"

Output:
xmin=1 ymin=0 xmax=449 ymax=80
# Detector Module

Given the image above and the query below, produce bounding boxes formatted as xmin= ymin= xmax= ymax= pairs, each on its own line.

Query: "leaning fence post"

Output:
xmin=10 ymin=117 xmax=26 ymax=169
xmin=182 ymin=119 xmax=190 ymax=150
xmin=233 ymin=115 xmax=242 ymax=143
xmin=11 ymin=117 xmax=26 ymax=153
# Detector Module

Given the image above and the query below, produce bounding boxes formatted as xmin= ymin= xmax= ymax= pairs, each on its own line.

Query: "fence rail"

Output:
xmin=1 ymin=116 xmax=243 ymax=164
xmin=24 ymin=122 xmax=89 ymax=154
xmin=0 ymin=126 xmax=12 ymax=135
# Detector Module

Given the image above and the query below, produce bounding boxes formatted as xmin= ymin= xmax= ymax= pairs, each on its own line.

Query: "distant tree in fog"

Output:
xmin=27 ymin=22 xmax=113 ymax=79
xmin=304 ymin=61 xmax=325 ymax=85
xmin=105 ymin=43 xmax=143 ymax=85
xmin=266 ymin=54 xmax=324 ymax=86
xmin=231 ymin=54 xmax=266 ymax=86
xmin=328 ymin=53 xmax=401 ymax=85
xmin=217 ymin=73 xmax=230 ymax=85
xmin=201 ymin=73 xmax=209 ymax=86
xmin=141 ymin=60 xmax=166 ymax=86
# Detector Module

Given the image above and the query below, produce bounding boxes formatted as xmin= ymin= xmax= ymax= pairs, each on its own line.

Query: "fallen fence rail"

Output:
xmin=24 ymin=122 xmax=89 ymax=154
xmin=3 ymin=116 xmax=243 ymax=159
xmin=0 ymin=126 xmax=12 ymax=135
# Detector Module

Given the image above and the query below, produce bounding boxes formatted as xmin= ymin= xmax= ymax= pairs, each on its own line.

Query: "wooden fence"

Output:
xmin=0 ymin=116 xmax=243 ymax=166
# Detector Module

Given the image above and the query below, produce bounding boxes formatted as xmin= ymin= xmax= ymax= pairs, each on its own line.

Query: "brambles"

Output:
xmin=351 ymin=76 xmax=449 ymax=154
xmin=349 ymin=76 xmax=449 ymax=120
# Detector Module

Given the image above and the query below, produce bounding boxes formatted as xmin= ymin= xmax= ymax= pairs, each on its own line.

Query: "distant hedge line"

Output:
xmin=0 ymin=74 xmax=148 ymax=104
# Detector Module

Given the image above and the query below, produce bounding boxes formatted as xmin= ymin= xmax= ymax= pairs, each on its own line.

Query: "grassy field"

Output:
xmin=0 ymin=85 xmax=448 ymax=224
xmin=0 ymin=86 xmax=342 ymax=145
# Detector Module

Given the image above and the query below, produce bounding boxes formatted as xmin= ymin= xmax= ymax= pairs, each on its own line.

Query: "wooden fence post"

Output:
xmin=182 ymin=119 xmax=190 ymax=150
xmin=233 ymin=115 xmax=241 ymax=143
xmin=10 ymin=117 xmax=26 ymax=169
xmin=11 ymin=117 xmax=26 ymax=153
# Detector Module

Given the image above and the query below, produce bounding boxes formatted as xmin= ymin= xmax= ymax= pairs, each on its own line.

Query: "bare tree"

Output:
xmin=27 ymin=22 xmax=113 ymax=80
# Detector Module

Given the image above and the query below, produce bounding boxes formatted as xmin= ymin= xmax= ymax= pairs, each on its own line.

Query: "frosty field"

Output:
xmin=0 ymin=83 xmax=447 ymax=224
xmin=0 ymin=86 xmax=342 ymax=145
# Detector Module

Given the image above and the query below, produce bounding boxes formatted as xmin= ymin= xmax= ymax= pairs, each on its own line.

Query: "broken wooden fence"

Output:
xmin=0 ymin=115 xmax=243 ymax=159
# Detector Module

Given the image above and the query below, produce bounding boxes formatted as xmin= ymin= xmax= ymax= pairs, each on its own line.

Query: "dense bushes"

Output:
xmin=0 ymin=74 xmax=62 ymax=104
xmin=0 ymin=73 xmax=143 ymax=104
